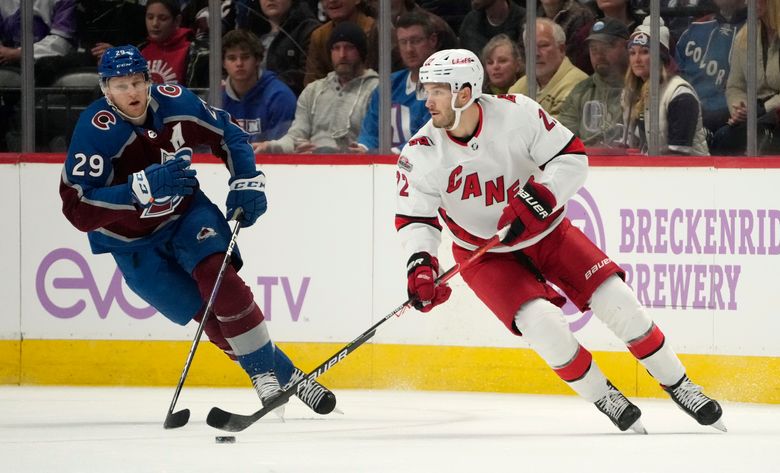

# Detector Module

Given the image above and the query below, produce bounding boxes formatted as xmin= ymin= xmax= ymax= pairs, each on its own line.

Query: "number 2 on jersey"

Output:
xmin=538 ymin=108 xmax=556 ymax=131
xmin=396 ymin=171 xmax=409 ymax=197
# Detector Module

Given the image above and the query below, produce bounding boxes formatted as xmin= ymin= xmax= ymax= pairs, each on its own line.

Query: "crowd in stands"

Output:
xmin=0 ymin=0 xmax=777 ymax=156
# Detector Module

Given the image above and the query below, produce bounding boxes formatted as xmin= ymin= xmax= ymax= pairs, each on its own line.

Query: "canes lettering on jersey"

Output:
xmin=396 ymin=93 xmax=588 ymax=254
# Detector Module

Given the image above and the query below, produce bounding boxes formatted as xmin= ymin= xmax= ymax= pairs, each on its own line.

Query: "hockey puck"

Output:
xmin=215 ymin=436 xmax=236 ymax=444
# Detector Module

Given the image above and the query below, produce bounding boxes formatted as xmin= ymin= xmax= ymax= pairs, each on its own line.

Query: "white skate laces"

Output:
xmin=664 ymin=375 xmax=726 ymax=431
xmin=251 ymin=371 xmax=283 ymax=405
xmin=594 ymin=382 xmax=646 ymax=434
xmin=667 ymin=377 xmax=709 ymax=413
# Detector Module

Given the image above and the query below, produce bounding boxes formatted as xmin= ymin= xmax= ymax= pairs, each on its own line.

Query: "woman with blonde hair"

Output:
xmin=481 ymin=34 xmax=524 ymax=94
xmin=621 ymin=17 xmax=709 ymax=155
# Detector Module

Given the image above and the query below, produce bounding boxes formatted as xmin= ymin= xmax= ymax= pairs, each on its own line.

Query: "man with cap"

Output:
xmin=558 ymin=17 xmax=629 ymax=147
xmin=256 ymin=21 xmax=379 ymax=154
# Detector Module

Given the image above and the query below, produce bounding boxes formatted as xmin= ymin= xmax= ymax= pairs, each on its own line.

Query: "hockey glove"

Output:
xmin=497 ymin=176 xmax=558 ymax=245
xmin=226 ymin=171 xmax=267 ymax=227
xmin=129 ymin=157 xmax=197 ymax=207
xmin=407 ymin=252 xmax=452 ymax=313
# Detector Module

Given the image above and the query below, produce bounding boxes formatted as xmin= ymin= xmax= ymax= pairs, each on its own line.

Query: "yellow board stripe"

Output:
xmin=2 ymin=340 xmax=778 ymax=404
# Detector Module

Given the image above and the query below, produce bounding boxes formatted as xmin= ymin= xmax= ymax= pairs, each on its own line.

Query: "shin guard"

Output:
xmin=514 ymin=299 xmax=609 ymax=402
xmin=590 ymin=275 xmax=684 ymax=386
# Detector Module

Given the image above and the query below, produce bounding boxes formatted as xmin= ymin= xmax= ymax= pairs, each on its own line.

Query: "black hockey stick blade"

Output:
xmin=207 ymin=390 xmax=294 ymax=432
xmin=163 ymin=408 xmax=191 ymax=429
xmin=207 ymin=328 xmax=382 ymax=432
xmin=206 ymin=236 xmax=502 ymax=432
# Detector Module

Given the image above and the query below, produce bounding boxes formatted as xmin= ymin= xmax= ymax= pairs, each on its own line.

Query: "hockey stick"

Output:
xmin=206 ymin=234 xmax=502 ymax=432
xmin=163 ymin=216 xmax=243 ymax=429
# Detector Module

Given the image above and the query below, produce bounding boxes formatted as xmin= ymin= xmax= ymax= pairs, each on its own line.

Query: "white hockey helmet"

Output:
xmin=419 ymin=49 xmax=483 ymax=101
xmin=419 ymin=49 xmax=483 ymax=130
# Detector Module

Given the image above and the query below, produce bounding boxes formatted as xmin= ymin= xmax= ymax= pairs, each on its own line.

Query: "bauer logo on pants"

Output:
xmin=562 ymin=187 xmax=607 ymax=331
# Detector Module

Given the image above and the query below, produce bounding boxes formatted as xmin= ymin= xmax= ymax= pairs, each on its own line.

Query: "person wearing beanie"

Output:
xmin=620 ymin=17 xmax=709 ymax=155
xmin=256 ymin=21 xmax=379 ymax=153
xmin=303 ymin=0 xmax=377 ymax=86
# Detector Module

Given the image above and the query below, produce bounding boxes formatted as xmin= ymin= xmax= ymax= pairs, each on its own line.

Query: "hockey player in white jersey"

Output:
xmin=395 ymin=49 xmax=725 ymax=433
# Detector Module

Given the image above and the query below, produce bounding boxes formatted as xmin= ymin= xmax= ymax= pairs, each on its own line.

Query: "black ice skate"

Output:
xmin=663 ymin=375 xmax=726 ymax=432
xmin=594 ymin=382 xmax=646 ymax=434
xmin=251 ymin=370 xmax=286 ymax=419
xmin=286 ymin=368 xmax=337 ymax=415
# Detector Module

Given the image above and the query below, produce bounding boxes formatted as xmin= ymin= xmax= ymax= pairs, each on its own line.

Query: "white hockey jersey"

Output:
xmin=395 ymin=93 xmax=589 ymax=257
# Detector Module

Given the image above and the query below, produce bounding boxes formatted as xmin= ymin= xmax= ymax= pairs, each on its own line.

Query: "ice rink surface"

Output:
xmin=1 ymin=386 xmax=778 ymax=473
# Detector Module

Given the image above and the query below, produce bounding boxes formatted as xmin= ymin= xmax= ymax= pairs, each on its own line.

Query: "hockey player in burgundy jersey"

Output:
xmin=60 ymin=45 xmax=335 ymax=416
xmin=395 ymin=49 xmax=725 ymax=433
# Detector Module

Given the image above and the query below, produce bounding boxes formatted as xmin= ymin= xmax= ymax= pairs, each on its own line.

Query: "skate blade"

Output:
xmin=710 ymin=419 xmax=727 ymax=432
xmin=333 ymin=407 xmax=345 ymax=415
xmin=271 ymin=404 xmax=286 ymax=422
xmin=629 ymin=419 xmax=648 ymax=434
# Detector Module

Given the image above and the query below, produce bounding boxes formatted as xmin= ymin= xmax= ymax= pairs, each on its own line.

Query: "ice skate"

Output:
xmin=664 ymin=375 xmax=726 ymax=432
xmin=251 ymin=370 xmax=286 ymax=419
xmin=594 ymin=382 xmax=646 ymax=434
xmin=285 ymin=368 xmax=338 ymax=415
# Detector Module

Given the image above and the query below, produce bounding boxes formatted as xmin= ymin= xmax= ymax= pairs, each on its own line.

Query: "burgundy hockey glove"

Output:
xmin=407 ymin=252 xmax=452 ymax=313
xmin=497 ymin=177 xmax=558 ymax=245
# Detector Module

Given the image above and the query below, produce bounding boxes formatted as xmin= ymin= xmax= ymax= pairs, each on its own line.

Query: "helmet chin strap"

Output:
xmin=445 ymin=88 xmax=475 ymax=131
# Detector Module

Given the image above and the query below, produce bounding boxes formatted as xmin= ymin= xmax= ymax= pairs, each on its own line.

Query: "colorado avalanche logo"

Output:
xmin=92 ymin=111 xmax=116 ymax=130
xmin=157 ymin=83 xmax=182 ymax=97
xmin=560 ymin=186 xmax=607 ymax=332
xmin=139 ymin=147 xmax=194 ymax=219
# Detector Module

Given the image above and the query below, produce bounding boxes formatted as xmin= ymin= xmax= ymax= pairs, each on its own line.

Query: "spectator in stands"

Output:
xmin=481 ymin=34 xmax=524 ymax=94
xmin=458 ymin=0 xmax=525 ymax=59
xmin=256 ymin=21 xmax=378 ymax=153
xmin=711 ymin=0 xmax=780 ymax=155
xmin=595 ymin=0 xmax=644 ymax=31
xmin=367 ymin=0 xmax=458 ymax=51
xmin=303 ymin=0 xmax=376 ymax=86
xmin=351 ymin=12 xmax=437 ymax=153
xmin=140 ymin=0 xmax=192 ymax=84
xmin=539 ymin=0 xmax=596 ymax=74
xmin=620 ymin=17 xmax=709 ymax=155
xmin=180 ymin=0 xmax=237 ymax=88
xmin=508 ymin=18 xmax=588 ymax=118
xmin=0 ymin=0 xmax=76 ymax=75
xmin=675 ymin=0 xmax=746 ymax=135
xmin=558 ymin=18 xmax=628 ymax=146
xmin=238 ymin=0 xmax=321 ymax=96
xmin=76 ymin=0 xmax=146 ymax=65
xmin=222 ymin=29 xmax=297 ymax=147
xmin=30 ymin=1 xmax=146 ymax=87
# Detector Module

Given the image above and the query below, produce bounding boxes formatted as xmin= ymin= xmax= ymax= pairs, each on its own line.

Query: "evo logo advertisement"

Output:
xmin=35 ymin=248 xmax=311 ymax=323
